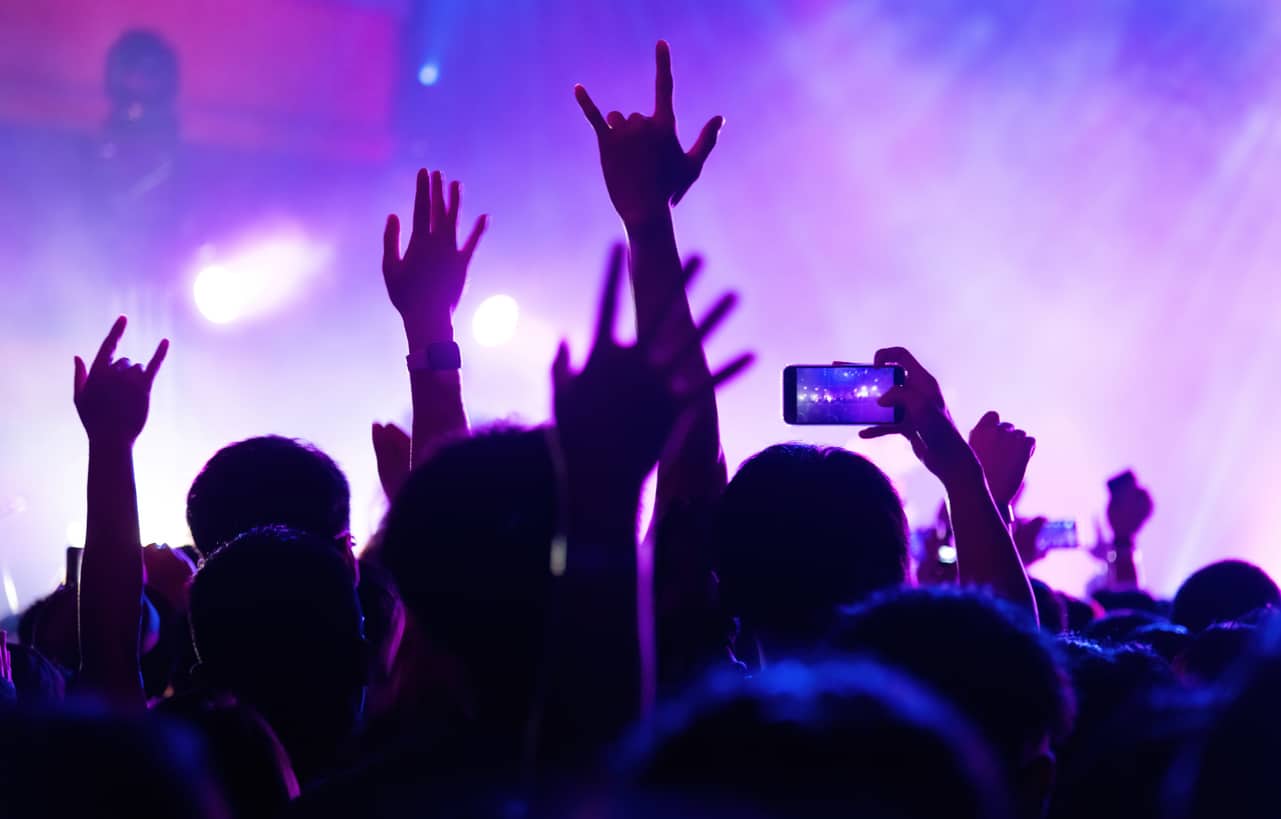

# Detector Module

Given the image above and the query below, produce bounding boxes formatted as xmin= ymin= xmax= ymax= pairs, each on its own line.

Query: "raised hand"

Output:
xmin=382 ymin=169 xmax=488 ymax=348
xmin=371 ymin=421 xmax=412 ymax=502
xmin=858 ymin=348 xmax=977 ymax=488
xmin=575 ymin=40 xmax=723 ymax=225
xmin=1108 ymin=475 xmax=1154 ymax=542
xmin=969 ymin=411 xmax=1036 ymax=513
xmin=552 ymin=244 xmax=752 ymax=495
xmin=73 ymin=316 xmax=168 ymax=446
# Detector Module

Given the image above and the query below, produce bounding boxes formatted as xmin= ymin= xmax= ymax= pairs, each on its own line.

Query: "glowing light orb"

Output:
xmin=417 ymin=62 xmax=440 ymax=86
xmin=472 ymin=294 xmax=519 ymax=347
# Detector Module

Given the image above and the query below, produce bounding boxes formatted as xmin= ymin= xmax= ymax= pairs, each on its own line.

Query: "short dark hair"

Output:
xmin=715 ymin=444 xmax=908 ymax=646
xmin=1172 ymin=560 xmax=1280 ymax=632
xmin=378 ymin=428 xmax=557 ymax=728
xmin=188 ymin=526 xmax=365 ymax=782
xmin=621 ymin=659 xmax=1011 ymax=819
xmin=830 ymin=587 xmax=1074 ymax=773
xmin=186 ymin=436 xmax=350 ymax=557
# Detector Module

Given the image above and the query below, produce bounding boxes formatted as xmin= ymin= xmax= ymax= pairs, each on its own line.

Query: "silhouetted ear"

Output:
xmin=1017 ymin=748 xmax=1056 ymax=819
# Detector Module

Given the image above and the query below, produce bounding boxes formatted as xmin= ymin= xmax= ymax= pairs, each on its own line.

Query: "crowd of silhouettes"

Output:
xmin=4 ymin=40 xmax=1281 ymax=819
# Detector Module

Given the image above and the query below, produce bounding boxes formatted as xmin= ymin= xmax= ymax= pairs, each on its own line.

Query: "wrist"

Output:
xmin=88 ymin=437 xmax=135 ymax=456
xmin=403 ymin=317 xmax=454 ymax=352
xmin=622 ymin=207 xmax=674 ymax=238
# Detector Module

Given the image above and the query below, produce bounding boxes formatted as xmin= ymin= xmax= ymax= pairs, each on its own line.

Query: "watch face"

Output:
xmin=426 ymin=342 xmax=462 ymax=370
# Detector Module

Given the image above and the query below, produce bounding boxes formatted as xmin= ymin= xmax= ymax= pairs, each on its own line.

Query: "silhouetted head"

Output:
xmin=378 ymin=428 xmax=557 ymax=743
xmin=621 ymin=659 xmax=1011 ymax=819
xmin=715 ymin=444 xmax=908 ymax=653
xmin=830 ymin=587 xmax=1073 ymax=818
xmin=188 ymin=526 xmax=366 ymax=784
xmin=1176 ymin=622 xmax=1257 ymax=686
xmin=166 ymin=701 xmax=299 ymax=819
xmin=6 ymin=643 xmax=67 ymax=705
xmin=1060 ymin=593 xmax=1100 ymax=632
xmin=1170 ymin=618 xmax=1281 ymax=819
xmin=1082 ymin=610 xmax=1165 ymax=645
xmin=187 ymin=436 xmax=351 ymax=559
xmin=1172 ymin=560 xmax=1279 ymax=632
xmin=0 ymin=708 xmax=228 ymax=818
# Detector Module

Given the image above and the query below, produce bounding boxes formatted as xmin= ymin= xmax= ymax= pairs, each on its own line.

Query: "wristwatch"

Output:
xmin=406 ymin=341 xmax=462 ymax=371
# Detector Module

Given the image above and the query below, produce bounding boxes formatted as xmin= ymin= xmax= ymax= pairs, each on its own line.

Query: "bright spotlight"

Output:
xmin=193 ymin=263 xmax=242 ymax=324
xmin=472 ymin=294 xmax=519 ymax=347
xmin=417 ymin=62 xmax=440 ymax=86
xmin=192 ymin=234 xmax=330 ymax=326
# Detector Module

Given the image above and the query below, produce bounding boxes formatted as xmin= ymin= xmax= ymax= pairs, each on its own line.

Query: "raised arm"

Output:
xmin=574 ymin=41 xmax=727 ymax=515
xmin=382 ymin=169 xmax=487 ymax=468
xmin=548 ymin=245 xmax=752 ymax=738
xmin=860 ymin=348 xmax=1037 ymax=619
xmin=73 ymin=316 xmax=168 ymax=710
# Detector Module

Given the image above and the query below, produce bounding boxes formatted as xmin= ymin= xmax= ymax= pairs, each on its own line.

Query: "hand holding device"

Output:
xmin=783 ymin=365 xmax=904 ymax=425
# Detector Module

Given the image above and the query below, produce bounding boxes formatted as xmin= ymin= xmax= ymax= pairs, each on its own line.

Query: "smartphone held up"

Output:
xmin=783 ymin=365 xmax=905 ymax=425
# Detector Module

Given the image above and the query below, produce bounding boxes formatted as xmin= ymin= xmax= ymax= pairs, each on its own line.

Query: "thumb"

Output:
xmin=74 ymin=356 xmax=87 ymax=398
xmin=552 ymin=341 xmax=572 ymax=393
xmin=687 ymin=115 xmax=724 ymax=168
xmin=672 ymin=116 xmax=724 ymax=206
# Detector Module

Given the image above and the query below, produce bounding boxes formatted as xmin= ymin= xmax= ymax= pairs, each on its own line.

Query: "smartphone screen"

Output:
xmin=1035 ymin=520 xmax=1078 ymax=552
xmin=783 ymin=365 xmax=905 ymax=425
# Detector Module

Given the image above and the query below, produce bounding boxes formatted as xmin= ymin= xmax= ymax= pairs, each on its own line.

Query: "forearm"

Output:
xmin=79 ymin=440 xmax=146 ymax=709
xmin=1106 ymin=538 xmax=1139 ymax=588
xmin=626 ymin=212 xmax=725 ymax=510
xmin=943 ymin=455 xmax=1038 ymax=620
xmin=408 ymin=368 xmax=467 ymax=467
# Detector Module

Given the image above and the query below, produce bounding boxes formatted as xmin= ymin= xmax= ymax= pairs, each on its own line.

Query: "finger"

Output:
xmin=606 ymin=110 xmax=626 ymax=129
xmin=998 ymin=422 xmax=1016 ymax=433
xmin=382 ymin=214 xmax=401 ymax=276
xmin=144 ymin=338 xmax=169 ymax=386
xmin=92 ymin=316 xmax=127 ymax=373
xmin=74 ymin=356 xmax=87 ymax=397
xmin=976 ymin=410 xmax=1000 ymax=429
xmin=552 ymin=340 xmax=572 ymax=393
xmin=658 ymin=292 xmax=739 ymax=375
xmin=680 ymin=255 xmax=704 ymax=291
xmin=430 ymin=170 xmax=445 ymax=232
xmin=574 ymin=84 xmax=609 ymax=137
xmin=593 ymin=244 xmax=626 ymax=348
xmin=874 ymin=346 xmax=939 ymax=390
xmin=636 ymin=256 xmax=705 ymax=344
xmin=627 ymin=112 xmax=645 ymax=125
xmin=1024 ymin=436 xmax=1037 ymax=457
xmin=460 ymin=214 xmax=488 ymax=266
xmin=672 ymin=116 xmax=724 ymax=206
xmin=412 ymin=168 xmax=431 ymax=235
xmin=687 ymin=115 xmax=724 ymax=168
xmin=859 ymin=424 xmax=905 ymax=440
xmin=115 ymin=357 xmax=133 ymax=370
xmin=446 ymin=180 xmax=461 ymax=228
xmin=676 ymin=351 xmax=755 ymax=406
xmin=655 ymin=40 xmax=674 ymax=121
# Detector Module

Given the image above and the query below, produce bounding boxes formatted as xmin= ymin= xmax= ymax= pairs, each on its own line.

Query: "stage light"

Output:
xmin=192 ymin=234 xmax=330 ymax=326
xmin=472 ymin=294 xmax=519 ymax=347
xmin=193 ymin=263 xmax=241 ymax=324
xmin=417 ymin=62 xmax=440 ymax=86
